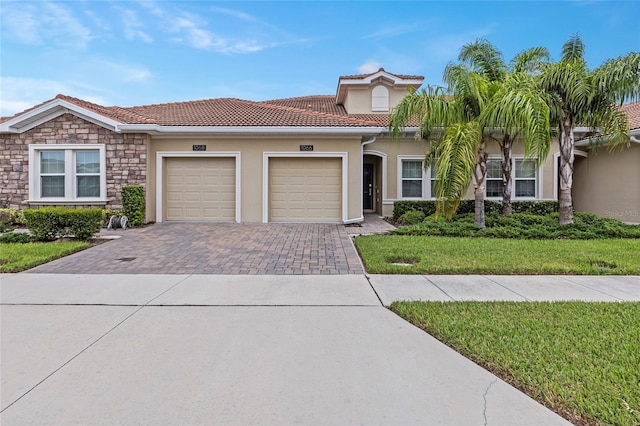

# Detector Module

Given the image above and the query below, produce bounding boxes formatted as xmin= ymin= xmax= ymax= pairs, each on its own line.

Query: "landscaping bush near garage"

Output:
xmin=0 ymin=208 xmax=26 ymax=233
xmin=23 ymin=207 xmax=104 ymax=241
xmin=393 ymin=212 xmax=640 ymax=239
xmin=390 ymin=301 xmax=640 ymax=426
xmin=393 ymin=200 xmax=558 ymax=220
xmin=121 ymin=185 xmax=145 ymax=227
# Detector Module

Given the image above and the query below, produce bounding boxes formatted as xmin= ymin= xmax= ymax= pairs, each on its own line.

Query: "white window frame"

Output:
xmin=514 ymin=158 xmax=538 ymax=199
xmin=371 ymin=85 xmax=389 ymax=112
xmin=485 ymin=158 xmax=503 ymax=198
xmin=485 ymin=156 xmax=539 ymax=200
xmin=397 ymin=156 xmax=434 ymax=199
xmin=29 ymin=144 xmax=107 ymax=204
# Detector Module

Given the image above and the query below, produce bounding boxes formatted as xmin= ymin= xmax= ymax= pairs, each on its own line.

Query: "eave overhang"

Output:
xmin=0 ymin=99 xmax=122 ymax=134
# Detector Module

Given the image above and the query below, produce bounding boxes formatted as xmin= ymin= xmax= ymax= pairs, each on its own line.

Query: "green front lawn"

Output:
xmin=354 ymin=235 xmax=640 ymax=274
xmin=0 ymin=241 xmax=91 ymax=272
xmin=391 ymin=301 xmax=640 ymax=426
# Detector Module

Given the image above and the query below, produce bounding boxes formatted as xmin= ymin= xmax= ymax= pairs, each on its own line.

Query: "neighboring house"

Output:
xmin=573 ymin=102 xmax=640 ymax=224
xmin=1 ymin=68 xmax=639 ymax=224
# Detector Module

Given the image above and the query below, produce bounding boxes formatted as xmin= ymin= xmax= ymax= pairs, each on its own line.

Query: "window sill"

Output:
xmin=28 ymin=200 xmax=108 ymax=205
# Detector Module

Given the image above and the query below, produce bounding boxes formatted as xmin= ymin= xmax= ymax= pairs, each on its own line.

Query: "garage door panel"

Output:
xmin=269 ymin=157 xmax=341 ymax=222
xmin=166 ymin=157 xmax=236 ymax=221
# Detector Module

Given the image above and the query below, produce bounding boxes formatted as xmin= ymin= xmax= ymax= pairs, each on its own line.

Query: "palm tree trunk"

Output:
xmin=474 ymin=140 xmax=488 ymax=229
xmin=559 ymin=117 xmax=575 ymax=225
xmin=501 ymin=136 xmax=513 ymax=215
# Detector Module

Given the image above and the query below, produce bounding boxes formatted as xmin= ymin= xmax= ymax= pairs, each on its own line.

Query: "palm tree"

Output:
xmin=390 ymin=39 xmax=553 ymax=226
xmin=539 ymin=34 xmax=639 ymax=225
xmin=390 ymin=74 xmax=490 ymax=227
xmin=462 ymin=41 xmax=552 ymax=215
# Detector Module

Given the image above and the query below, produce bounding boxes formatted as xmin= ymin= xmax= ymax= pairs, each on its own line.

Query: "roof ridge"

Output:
xmin=250 ymin=98 xmax=379 ymax=126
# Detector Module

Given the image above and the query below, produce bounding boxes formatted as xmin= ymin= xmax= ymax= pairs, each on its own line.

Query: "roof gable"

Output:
xmin=336 ymin=68 xmax=424 ymax=105
xmin=0 ymin=95 xmax=128 ymax=134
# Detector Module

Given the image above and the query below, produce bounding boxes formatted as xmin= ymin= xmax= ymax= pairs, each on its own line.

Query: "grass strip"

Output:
xmin=0 ymin=241 xmax=91 ymax=272
xmin=354 ymin=235 xmax=640 ymax=274
xmin=390 ymin=301 xmax=640 ymax=426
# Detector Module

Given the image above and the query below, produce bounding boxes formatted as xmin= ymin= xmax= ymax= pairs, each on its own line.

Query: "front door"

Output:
xmin=363 ymin=163 xmax=374 ymax=210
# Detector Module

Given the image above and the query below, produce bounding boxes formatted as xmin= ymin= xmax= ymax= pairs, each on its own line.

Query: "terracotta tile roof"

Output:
xmin=339 ymin=67 xmax=424 ymax=81
xmin=0 ymin=94 xmax=152 ymax=125
xmin=262 ymin=95 xmax=346 ymax=115
xmin=125 ymin=98 xmax=379 ymax=127
xmin=621 ymin=101 xmax=640 ymax=130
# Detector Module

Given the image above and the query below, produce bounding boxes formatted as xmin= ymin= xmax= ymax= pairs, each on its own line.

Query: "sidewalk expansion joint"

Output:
xmin=557 ymin=276 xmax=624 ymax=301
xmin=483 ymin=275 xmax=531 ymax=301
xmin=364 ymin=274 xmax=384 ymax=306
xmin=0 ymin=275 xmax=192 ymax=414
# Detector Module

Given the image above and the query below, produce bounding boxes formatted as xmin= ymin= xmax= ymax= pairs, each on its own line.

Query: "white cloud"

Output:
xmin=358 ymin=61 xmax=382 ymax=74
xmin=0 ymin=1 xmax=93 ymax=49
xmin=84 ymin=59 xmax=152 ymax=83
xmin=120 ymin=8 xmax=153 ymax=43
xmin=0 ymin=77 xmax=107 ymax=117
xmin=361 ymin=24 xmax=420 ymax=41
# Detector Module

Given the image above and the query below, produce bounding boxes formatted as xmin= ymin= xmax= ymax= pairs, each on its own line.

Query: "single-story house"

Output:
xmin=1 ymin=68 xmax=639 ymax=224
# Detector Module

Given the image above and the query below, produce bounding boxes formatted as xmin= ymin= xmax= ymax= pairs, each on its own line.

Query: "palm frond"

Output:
xmin=593 ymin=51 xmax=640 ymax=104
xmin=433 ymin=121 xmax=482 ymax=219
xmin=561 ymin=33 xmax=585 ymax=63
xmin=458 ymin=38 xmax=507 ymax=81
xmin=511 ymin=46 xmax=550 ymax=74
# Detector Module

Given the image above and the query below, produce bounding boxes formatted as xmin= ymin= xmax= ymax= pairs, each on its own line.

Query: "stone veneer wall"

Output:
xmin=0 ymin=113 xmax=147 ymax=210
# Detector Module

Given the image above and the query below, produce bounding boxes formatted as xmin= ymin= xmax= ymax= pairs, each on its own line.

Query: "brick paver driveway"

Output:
xmin=27 ymin=223 xmax=364 ymax=275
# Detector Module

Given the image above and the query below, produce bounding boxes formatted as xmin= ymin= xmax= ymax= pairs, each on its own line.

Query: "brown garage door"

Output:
xmin=166 ymin=157 xmax=235 ymax=221
xmin=269 ymin=157 xmax=341 ymax=222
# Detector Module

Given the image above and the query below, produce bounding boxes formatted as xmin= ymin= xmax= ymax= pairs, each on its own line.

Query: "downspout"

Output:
xmin=348 ymin=136 xmax=378 ymax=224
xmin=631 ymin=136 xmax=640 ymax=143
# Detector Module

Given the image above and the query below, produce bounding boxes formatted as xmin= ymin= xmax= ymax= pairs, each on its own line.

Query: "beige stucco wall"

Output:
xmin=147 ymin=135 xmax=363 ymax=223
xmin=343 ymin=85 xmax=413 ymax=114
xmin=573 ymin=143 xmax=640 ymax=223
xmin=368 ymin=136 xmax=558 ymax=217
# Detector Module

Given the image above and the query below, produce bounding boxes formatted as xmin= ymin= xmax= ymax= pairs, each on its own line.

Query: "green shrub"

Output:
xmin=23 ymin=207 xmax=103 ymax=241
xmin=121 ymin=185 xmax=145 ymax=227
xmin=394 ymin=200 xmax=559 ymax=219
xmin=0 ymin=208 xmax=25 ymax=228
xmin=393 ymin=201 xmax=437 ymax=220
xmin=0 ymin=232 xmax=34 ymax=243
xmin=393 ymin=210 xmax=640 ymax=240
xmin=398 ymin=210 xmax=425 ymax=225
xmin=511 ymin=201 xmax=559 ymax=215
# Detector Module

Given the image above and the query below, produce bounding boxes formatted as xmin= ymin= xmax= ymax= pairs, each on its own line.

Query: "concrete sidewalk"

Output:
xmin=5 ymin=273 xmax=635 ymax=425
xmin=368 ymin=274 xmax=640 ymax=305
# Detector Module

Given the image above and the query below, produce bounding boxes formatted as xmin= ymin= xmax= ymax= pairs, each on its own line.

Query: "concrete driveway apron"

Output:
xmin=26 ymin=222 xmax=364 ymax=275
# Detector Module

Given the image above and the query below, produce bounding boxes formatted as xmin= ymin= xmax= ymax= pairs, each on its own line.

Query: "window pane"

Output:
xmin=41 ymin=151 xmax=65 ymax=173
xmin=516 ymin=160 xmax=536 ymax=178
xmin=486 ymin=159 xmax=502 ymax=178
xmin=402 ymin=161 xmax=423 ymax=179
xmin=77 ymin=176 xmax=100 ymax=197
xmin=76 ymin=151 xmax=100 ymax=173
xmin=515 ymin=180 xmax=536 ymax=197
xmin=41 ymin=176 xmax=65 ymax=197
xmin=402 ymin=180 xmax=422 ymax=198
xmin=486 ymin=180 xmax=502 ymax=198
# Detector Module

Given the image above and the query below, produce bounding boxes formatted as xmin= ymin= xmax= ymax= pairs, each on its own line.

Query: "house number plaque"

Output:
xmin=300 ymin=145 xmax=314 ymax=151
xmin=192 ymin=145 xmax=207 ymax=151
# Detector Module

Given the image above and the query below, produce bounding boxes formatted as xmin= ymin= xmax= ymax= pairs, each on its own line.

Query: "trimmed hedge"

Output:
xmin=392 ymin=212 xmax=640 ymax=239
xmin=23 ymin=207 xmax=104 ymax=241
xmin=122 ymin=185 xmax=145 ymax=227
xmin=393 ymin=200 xmax=559 ymax=219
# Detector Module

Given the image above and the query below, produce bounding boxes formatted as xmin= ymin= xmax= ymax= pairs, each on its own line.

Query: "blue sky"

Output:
xmin=1 ymin=0 xmax=638 ymax=117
